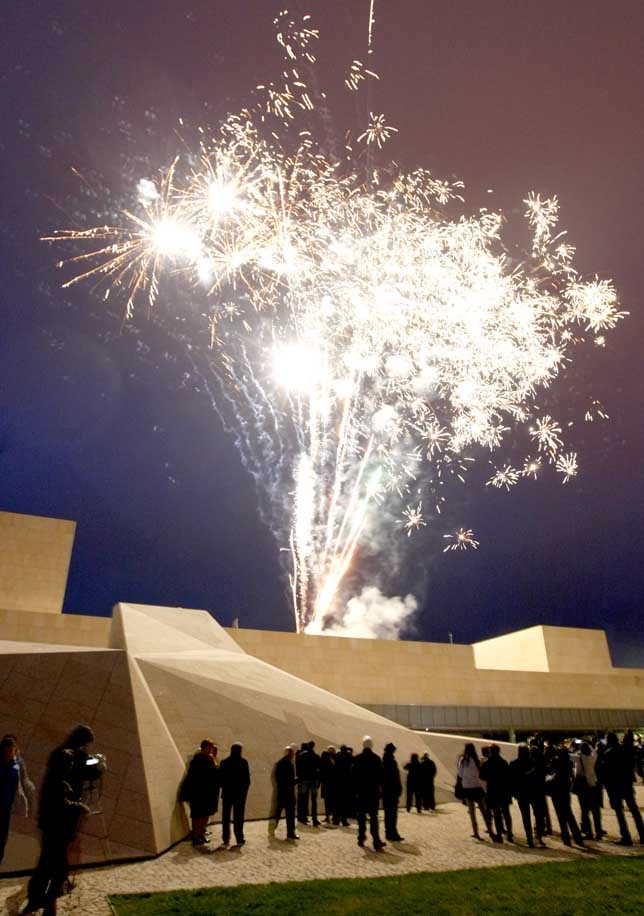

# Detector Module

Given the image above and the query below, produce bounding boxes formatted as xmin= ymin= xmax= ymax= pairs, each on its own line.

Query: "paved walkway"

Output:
xmin=2 ymin=792 xmax=643 ymax=916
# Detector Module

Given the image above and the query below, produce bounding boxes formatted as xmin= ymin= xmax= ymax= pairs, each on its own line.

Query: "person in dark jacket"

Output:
xmin=420 ymin=752 xmax=437 ymax=811
xmin=23 ymin=729 xmax=93 ymax=916
xmin=509 ymin=744 xmax=546 ymax=848
xmin=319 ymin=746 xmax=338 ymax=824
xmin=270 ymin=746 xmax=299 ymax=840
xmin=404 ymin=753 xmax=422 ymax=813
xmin=529 ymin=740 xmax=552 ymax=838
xmin=335 ymin=745 xmax=354 ymax=826
xmin=296 ymin=740 xmax=321 ymax=826
xmin=219 ymin=743 xmax=250 ymax=847
xmin=382 ymin=743 xmax=403 ymax=842
xmin=352 ymin=736 xmax=385 ymax=850
xmin=546 ymin=746 xmax=584 ymax=847
xmin=179 ymin=738 xmax=220 ymax=846
xmin=597 ymin=732 xmax=644 ymax=845
xmin=480 ymin=744 xmax=513 ymax=843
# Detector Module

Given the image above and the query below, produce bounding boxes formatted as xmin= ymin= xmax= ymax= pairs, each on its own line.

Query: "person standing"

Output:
xmin=457 ymin=743 xmax=492 ymax=841
xmin=295 ymin=743 xmax=309 ymax=825
xmin=297 ymin=740 xmax=321 ymax=826
xmin=352 ymin=736 xmax=386 ymax=850
xmin=335 ymin=745 xmax=354 ymax=826
xmin=574 ymin=741 xmax=603 ymax=840
xmin=219 ymin=743 xmax=250 ymax=847
xmin=480 ymin=744 xmax=513 ymax=843
xmin=319 ymin=746 xmax=338 ymax=824
xmin=382 ymin=743 xmax=403 ymax=842
xmin=404 ymin=753 xmax=422 ymax=813
xmin=597 ymin=732 xmax=644 ymax=846
xmin=23 ymin=727 xmax=94 ymax=916
xmin=546 ymin=745 xmax=585 ymax=847
xmin=179 ymin=739 xmax=220 ymax=846
xmin=420 ymin=752 xmax=437 ymax=811
xmin=509 ymin=744 xmax=547 ymax=848
xmin=529 ymin=740 xmax=552 ymax=839
xmin=270 ymin=746 xmax=299 ymax=840
xmin=0 ymin=734 xmax=33 ymax=864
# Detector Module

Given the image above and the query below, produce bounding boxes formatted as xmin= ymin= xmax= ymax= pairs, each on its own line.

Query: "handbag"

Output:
xmin=454 ymin=775 xmax=465 ymax=800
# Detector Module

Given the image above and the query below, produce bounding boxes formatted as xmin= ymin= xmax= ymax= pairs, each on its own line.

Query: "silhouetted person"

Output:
xmin=597 ymin=732 xmax=644 ymax=845
xmin=320 ymin=746 xmax=338 ymax=824
xmin=219 ymin=743 xmax=250 ymax=847
xmin=296 ymin=740 xmax=320 ymax=826
xmin=382 ymin=743 xmax=403 ymax=841
xmin=546 ymin=746 xmax=584 ymax=847
xmin=179 ymin=738 xmax=220 ymax=845
xmin=352 ymin=736 xmax=385 ymax=850
xmin=404 ymin=753 xmax=422 ymax=813
xmin=509 ymin=744 xmax=547 ymax=847
xmin=420 ymin=752 xmax=437 ymax=811
xmin=24 ymin=727 xmax=94 ymax=916
xmin=529 ymin=740 xmax=552 ymax=838
xmin=335 ymin=745 xmax=354 ymax=826
xmin=270 ymin=746 xmax=299 ymax=840
xmin=480 ymin=744 xmax=513 ymax=842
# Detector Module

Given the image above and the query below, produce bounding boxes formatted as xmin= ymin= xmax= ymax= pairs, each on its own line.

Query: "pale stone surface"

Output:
xmin=473 ymin=626 xmax=550 ymax=672
xmin=0 ymin=609 xmax=110 ymax=647
xmin=0 ymin=511 xmax=76 ymax=614
xmin=226 ymin=625 xmax=644 ymax=711
xmin=473 ymin=625 xmax=614 ymax=674
xmin=1 ymin=792 xmax=642 ymax=916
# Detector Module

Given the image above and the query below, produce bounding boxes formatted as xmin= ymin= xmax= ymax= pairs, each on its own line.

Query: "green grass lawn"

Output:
xmin=109 ymin=856 xmax=643 ymax=916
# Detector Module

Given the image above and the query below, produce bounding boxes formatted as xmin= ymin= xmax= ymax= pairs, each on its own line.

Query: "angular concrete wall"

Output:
xmin=0 ymin=607 xmax=110 ymax=647
xmin=0 ymin=511 xmax=76 ymax=614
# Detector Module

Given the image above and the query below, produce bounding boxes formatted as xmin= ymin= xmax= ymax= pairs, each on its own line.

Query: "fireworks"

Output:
xmin=443 ymin=529 xmax=480 ymax=553
xmin=44 ymin=11 xmax=625 ymax=636
xmin=401 ymin=503 xmax=426 ymax=536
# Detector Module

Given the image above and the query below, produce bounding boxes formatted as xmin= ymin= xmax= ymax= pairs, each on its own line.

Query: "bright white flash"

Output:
xmin=152 ymin=219 xmax=202 ymax=261
xmin=208 ymin=180 xmax=242 ymax=218
xmin=273 ymin=345 xmax=324 ymax=393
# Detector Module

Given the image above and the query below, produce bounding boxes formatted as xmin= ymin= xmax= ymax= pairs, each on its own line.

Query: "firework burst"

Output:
xmin=44 ymin=11 xmax=625 ymax=635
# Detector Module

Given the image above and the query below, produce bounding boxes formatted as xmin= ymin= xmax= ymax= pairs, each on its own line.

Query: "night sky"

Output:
xmin=1 ymin=2 xmax=643 ymax=664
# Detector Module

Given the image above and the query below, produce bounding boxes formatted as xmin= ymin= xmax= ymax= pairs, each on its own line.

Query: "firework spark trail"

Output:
xmin=45 ymin=11 xmax=625 ymax=635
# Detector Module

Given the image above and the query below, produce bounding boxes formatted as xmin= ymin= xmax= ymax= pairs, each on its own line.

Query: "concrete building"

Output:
xmin=229 ymin=624 xmax=644 ymax=735
xmin=0 ymin=509 xmax=642 ymax=873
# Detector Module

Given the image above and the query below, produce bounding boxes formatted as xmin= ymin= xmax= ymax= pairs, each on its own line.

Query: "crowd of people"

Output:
xmin=179 ymin=736 xmax=438 ymax=851
xmin=1 ymin=724 xmax=642 ymax=912
xmin=454 ymin=731 xmax=644 ymax=849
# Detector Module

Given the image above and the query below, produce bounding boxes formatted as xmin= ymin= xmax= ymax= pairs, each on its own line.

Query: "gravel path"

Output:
xmin=2 ymin=793 xmax=642 ymax=916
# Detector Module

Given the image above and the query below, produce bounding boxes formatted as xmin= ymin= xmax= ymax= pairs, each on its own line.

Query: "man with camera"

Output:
xmin=22 ymin=725 xmax=97 ymax=916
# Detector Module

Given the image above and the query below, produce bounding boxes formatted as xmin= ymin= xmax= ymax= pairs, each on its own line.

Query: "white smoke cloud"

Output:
xmin=136 ymin=177 xmax=159 ymax=204
xmin=322 ymin=586 xmax=417 ymax=639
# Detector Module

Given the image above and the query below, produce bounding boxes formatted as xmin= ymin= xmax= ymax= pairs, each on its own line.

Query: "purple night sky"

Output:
xmin=1 ymin=1 xmax=643 ymax=662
